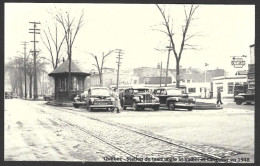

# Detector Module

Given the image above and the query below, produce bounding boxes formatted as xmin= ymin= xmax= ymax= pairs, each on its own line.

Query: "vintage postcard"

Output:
xmin=4 ymin=2 xmax=255 ymax=164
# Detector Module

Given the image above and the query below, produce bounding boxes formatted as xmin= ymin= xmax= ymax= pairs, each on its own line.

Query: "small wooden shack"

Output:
xmin=48 ymin=60 xmax=91 ymax=101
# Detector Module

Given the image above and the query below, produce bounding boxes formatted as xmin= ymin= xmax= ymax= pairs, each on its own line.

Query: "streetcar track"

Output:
xmin=49 ymin=106 xmax=227 ymax=161
xmin=32 ymin=103 xmax=241 ymax=162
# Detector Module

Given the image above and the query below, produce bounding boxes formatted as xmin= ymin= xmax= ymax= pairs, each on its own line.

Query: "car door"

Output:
xmin=124 ymin=89 xmax=130 ymax=105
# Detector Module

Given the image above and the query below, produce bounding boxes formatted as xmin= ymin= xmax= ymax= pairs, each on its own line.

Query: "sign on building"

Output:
xmin=231 ymin=58 xmax=246 ymax=68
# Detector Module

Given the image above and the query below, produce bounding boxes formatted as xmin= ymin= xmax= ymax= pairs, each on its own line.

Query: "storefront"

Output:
xmin=212 ymin=76 xmax=247 ymax=98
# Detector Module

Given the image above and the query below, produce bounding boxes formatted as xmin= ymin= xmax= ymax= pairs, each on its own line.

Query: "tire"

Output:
xmin=236 ymin=100 xmax=242 ymax=105
xmin=153 ymin=106 xmax=159 ymax=111
xmin=168 ymin=101 xmax=175 ymax=110
xmin=132 ymin=101 xmax=138 ymax=111
xmin=246 ymin=102 xmax=251 ymax=105
xmin=86 ymin=104 xmax=90 ymax=110
xmin=188 ymin=107 xmax=193 ymax=111
xmin=89 ymin=107 xmax=93 ymax=111
xmin=73 ymin=104 xmax=79 ymax=108
xmin=123 ymin=106 xmax=127 ymax=110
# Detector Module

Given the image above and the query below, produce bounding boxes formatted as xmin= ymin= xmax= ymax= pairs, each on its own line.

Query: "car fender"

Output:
xmin=166 ymin=97 xmax=178 ymax=102
xmin=234 ymin=95 xmax=245 ymax=100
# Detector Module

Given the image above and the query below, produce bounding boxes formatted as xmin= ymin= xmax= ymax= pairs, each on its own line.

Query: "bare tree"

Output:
xmin=55 ymin=9 xmax=84 ymax=96
xmin=89 ymin=50 xmax=114 ymax=86
xmin=41 ymin=22 xmax=66 ymax=69
xmin=156 ymin=4 xmax=199 ymax=88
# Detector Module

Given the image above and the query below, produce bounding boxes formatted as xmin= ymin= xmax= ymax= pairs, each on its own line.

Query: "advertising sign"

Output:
xmin=231 ymin=58 xmax=246 ymax=68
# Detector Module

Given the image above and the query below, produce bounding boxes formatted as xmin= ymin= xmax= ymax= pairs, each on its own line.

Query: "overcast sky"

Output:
xmin=5 ymin=3 xmax=255 ymax=74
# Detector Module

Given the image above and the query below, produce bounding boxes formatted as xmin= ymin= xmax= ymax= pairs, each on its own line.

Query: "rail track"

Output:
xmin=33 ymin=103 xmax=242 ymax=162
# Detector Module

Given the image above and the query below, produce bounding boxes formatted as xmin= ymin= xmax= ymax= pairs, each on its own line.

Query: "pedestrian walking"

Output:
xmin=112 ymin=88 xmax=120 ymax=113
xmin=216 ymin=88 xmax=223 ymax=105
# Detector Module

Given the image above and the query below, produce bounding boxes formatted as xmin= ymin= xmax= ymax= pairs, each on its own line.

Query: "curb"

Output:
xmin=194 ymin=102 xmax=223 ymax=110
xmin=46 ymin=101 xmax=73 ymax=107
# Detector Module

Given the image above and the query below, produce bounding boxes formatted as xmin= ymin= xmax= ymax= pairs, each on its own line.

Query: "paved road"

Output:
xmin=4 ymin=99 xmax=254 ymax=163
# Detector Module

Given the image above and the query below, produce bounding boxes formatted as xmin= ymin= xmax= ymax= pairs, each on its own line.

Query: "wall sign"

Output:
xmin=231 ymin=58 xmax=246 ymax=68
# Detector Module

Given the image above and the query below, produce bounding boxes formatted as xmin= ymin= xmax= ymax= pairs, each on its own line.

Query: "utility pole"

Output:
xmin=29 ymin=21 xmax=40 ymax=100
xmin=116 ymin=49 xmax=124 ymax=90
xmin=160 ymin=61 xmax=162 ymax=87
xmin=165 ymin=41 xmax=172 ymax=87
xmin=21 ymin=41 xmax=29 ymax=99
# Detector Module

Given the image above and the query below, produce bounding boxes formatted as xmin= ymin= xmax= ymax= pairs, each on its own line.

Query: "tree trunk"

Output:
xmin=29 ymin=75 xmax=32 ymax=98
xmin=165 ymin=49 xmax=170 ymax=87
xmin=68 ymin=48 xmax=72 ymax=100
xmin=176 ymin=59 xmax=180 ymax=88
xmin=19 ymin=70 xmax=23 ymax=98
xmin=99 ymin=73 xmax=103 ymax=87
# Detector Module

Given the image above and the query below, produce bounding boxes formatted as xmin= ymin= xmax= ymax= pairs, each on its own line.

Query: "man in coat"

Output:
xmin=216 ymin=88 xmax=223 ymax=105
xmin=112 ymin=88 xmax=120 ymax=113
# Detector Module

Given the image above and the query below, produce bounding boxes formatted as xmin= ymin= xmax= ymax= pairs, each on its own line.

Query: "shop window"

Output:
xmin=72 ymin=76 xmax=77 ymax=90
xmin=188 ymin=88 xmax=196 ymax=93
xmin=228 ymin=82 xmax=234 ymax=94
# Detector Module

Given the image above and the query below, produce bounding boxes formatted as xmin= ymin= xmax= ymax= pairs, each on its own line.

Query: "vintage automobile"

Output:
xmin=84 ymin=87 xmax=115 ymax=111
xmin=5 ymin=92 xmax=13 ymax=99
xmin=43 ymin=93 xmax=55 ymax=101
xmin=234 ymin=88 xmax=255 ymax=105
xmin=72 ymin=90 xmax=88 ymax=108
xmin=153 ymin=87 xmax=196 ymax=111
xmin=122 ymin=88 xmax=160 ymax=111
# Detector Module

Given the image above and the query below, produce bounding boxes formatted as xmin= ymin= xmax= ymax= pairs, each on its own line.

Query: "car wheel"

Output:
xmin=168 ymin=101 xmax=175 ymax=110
xmin=123 ymin=106 xmax=127 ymax=110
xmin=73 ymin=104 xmax=79 ymax=108
xmin=236 ymin=100 xmax=242 ymax=105
xmin=188 ymin=107 xmax=193 ymax=111
xmin=153 ymin=106 xmax=159 ymax=111
xmin=86 ymin=105 xmax=90 ymax=110
xmin=89 ymin=107 xmax=93 ymax=111
xmin=132 ymin=101 xmax=138 ymax=111
xmin=246 ymin=102 xmax=251 ymax=105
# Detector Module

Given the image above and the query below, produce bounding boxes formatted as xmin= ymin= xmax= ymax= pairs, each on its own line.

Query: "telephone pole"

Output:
xmin=29 ymin=21 xmax=40 ymax=100
xmin=21 ymin=41 xmax=29 ymax=99
xmin=165 ymin=42 xmax=172 ymax=87
xmin=116 ymin=49 xmax=124 ymax=90
xmin=160 ymin=61 xmax=162 ymax=87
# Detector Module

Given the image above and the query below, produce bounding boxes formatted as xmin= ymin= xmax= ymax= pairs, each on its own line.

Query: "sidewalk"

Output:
xmin=196 ymin=98 xmax=234 ymax=105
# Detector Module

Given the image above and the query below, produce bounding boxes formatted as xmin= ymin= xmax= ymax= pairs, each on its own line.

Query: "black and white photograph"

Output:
xmin=4 ymin=2 xmax=255 ymax=163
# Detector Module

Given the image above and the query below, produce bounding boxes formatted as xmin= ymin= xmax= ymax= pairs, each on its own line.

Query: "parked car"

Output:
xmin=84 ymin=87 xmax=115 ymax=111
xmin=72 ymin=90 xmax=88 ymax=108
xmin=234 ymin=88 xmax=255 ymax=105
xmin=153 ymin=87 xmax=195 ymax=111
xmin=122 ymin=87 xmax=160 ymax=111
xmin=5 ymin=92 xmax=13 ymax=99
xmin=43 ymin=93 xmax=54 ymax=101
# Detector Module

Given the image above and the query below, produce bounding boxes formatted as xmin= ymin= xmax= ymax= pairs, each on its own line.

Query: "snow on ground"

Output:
xmin=4 ymin=98 xmax=254 ymax=162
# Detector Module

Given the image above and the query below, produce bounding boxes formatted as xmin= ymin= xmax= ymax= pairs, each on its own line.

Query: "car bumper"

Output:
xmin=72 ymin=102 xmax=86 ymax=105
xmin=89 ymin=105 xmax=114 ymax=108
xmin=175 ymin=103 xmax=195 ymax=108
xmin=136 ymin=103 xmax=160 ymax=106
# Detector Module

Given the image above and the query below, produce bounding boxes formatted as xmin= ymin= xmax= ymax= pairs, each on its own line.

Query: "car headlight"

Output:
xmin=134 ymin=97 xmax=140 ymax=102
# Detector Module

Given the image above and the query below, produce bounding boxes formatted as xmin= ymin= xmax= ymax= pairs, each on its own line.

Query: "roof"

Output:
xmin=49 ymin=60 xmax=91 ymax=76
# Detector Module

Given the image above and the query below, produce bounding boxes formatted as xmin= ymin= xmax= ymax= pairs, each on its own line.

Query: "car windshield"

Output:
xmin=91 ymin=88 xmax=110 ymax=96
xmin=166 ymin=89 xmax=183 ymax=95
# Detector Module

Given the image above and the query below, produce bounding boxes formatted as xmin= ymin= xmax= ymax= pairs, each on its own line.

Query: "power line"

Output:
xmin=29 ymin=21 xmax=40 ymax=99
xmin=115 ymin=49 xmax=124 ymax=89
xmin=21 ymin=41 xmax=29 ymax=99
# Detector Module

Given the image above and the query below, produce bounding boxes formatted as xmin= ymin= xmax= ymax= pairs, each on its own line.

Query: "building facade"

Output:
xmin=212 ymin=76 xmax=247 ymax=98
